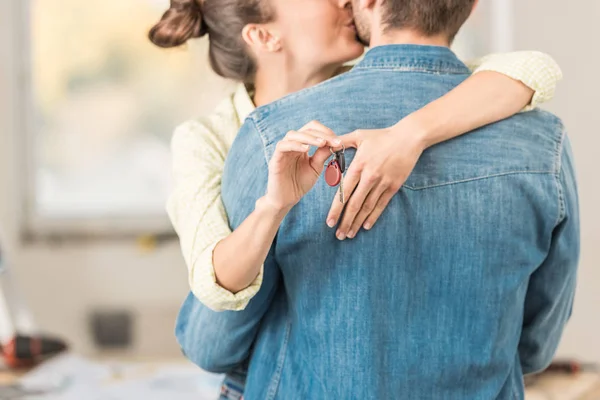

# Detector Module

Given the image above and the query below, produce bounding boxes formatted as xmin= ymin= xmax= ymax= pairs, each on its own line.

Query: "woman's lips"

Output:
xmin=346 ymin=21 xmax=357 ymax=33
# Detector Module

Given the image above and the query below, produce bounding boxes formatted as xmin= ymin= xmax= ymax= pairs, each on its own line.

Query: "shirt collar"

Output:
xmin=355 ymin=44 xmax=469 ymax=75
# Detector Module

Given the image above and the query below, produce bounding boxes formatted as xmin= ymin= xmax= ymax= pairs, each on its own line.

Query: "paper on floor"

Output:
xmin=18 ymin=353 xmax=223 ymax=400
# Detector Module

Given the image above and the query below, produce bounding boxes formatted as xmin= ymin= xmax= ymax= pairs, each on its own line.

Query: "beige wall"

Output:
xmin=513 ymin=1 xmax=600 ymax=362
xmin=1 ymin=0 xmax=599 ymax=361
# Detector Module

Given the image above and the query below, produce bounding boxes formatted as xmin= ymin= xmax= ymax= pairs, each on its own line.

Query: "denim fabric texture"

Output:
xmin=176 ymin=45 xmax=579 ymax=400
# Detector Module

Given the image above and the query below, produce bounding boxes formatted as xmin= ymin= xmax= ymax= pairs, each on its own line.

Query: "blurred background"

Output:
xmin=0 ymin=0 xmax=598 ymax=398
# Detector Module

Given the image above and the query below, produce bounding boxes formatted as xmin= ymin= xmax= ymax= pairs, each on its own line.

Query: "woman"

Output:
xmin=150 ymin=0 xmax=561 ymax=398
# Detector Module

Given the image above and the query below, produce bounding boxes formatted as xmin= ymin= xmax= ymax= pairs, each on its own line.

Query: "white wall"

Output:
xmin=513 ymin=1 xmax=600 ymax=361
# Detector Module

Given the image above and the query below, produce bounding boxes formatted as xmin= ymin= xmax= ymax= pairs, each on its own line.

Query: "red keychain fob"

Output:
xmin=325 ymin=159 xmax=342 ymax=186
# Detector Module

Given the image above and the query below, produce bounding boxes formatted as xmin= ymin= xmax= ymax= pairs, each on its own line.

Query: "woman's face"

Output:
xmin=269 ymin=0 xmax=364 ymax=73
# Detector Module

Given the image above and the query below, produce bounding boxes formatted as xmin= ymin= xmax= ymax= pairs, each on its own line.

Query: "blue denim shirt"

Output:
xmin=176 ymin=45 xmax=579 ymax=400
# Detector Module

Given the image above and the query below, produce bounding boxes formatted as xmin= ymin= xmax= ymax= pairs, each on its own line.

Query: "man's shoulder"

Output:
xmin=502 ymin=108 xmax=565 ymax=157
xmin=406 ymin=108 xmax=566 ymax=191
xmin=472 ymin=107 xmax=566 ymax=168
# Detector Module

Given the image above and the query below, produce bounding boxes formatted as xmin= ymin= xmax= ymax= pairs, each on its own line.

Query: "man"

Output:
xmin=177 ymin=0 xmax=580 ymax=398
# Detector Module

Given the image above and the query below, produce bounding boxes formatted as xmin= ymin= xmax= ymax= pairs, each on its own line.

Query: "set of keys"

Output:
xmin=324 ymin=145 xmax=346 ymax=204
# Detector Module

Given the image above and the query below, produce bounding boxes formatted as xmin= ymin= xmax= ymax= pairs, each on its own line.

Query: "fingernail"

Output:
xmin=333 ymin=139 xmax=341 ymax=145
xmin=327 ymin=219 xmax=335 ymax=228
xmin=337 ymin=231 xmax=346 ymax=241
xmin=303 ymin=144 xmax=310 ymax=150
xmin=317 ymin=137 xmax=325 ymax=143
xmin=348 ymin=230 xmax=355 ymax=238
xmin=363 ymin=222 xmax=371 ymax=230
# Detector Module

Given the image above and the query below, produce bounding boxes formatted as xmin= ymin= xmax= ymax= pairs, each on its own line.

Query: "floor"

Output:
xmin=525 ymin=371 xmax=600 ymax=400
xmin=2 ymin=357 xmax=600 ymax=399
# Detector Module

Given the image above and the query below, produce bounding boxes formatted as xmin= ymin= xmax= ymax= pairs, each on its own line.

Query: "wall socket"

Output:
xmin=88 ymin=310 xmax=133 ymax=349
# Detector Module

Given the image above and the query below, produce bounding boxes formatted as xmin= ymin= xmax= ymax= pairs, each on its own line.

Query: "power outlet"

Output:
xmin=89 ymin=310 xmax=133 ymax=349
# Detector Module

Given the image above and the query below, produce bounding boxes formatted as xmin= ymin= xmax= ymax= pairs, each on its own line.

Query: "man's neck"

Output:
xmin=370 ymin=28 xmax=450 ymax=49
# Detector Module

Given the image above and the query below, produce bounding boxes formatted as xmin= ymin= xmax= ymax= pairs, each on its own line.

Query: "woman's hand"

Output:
xmin=265 ymin=121 xmax=341 ymax=211
xmin=327 ymin=118 xmax=427 ymax=240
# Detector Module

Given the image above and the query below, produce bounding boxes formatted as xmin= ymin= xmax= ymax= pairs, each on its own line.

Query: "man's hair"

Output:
xmin=382 ymin=0 xmax=476 ymax=41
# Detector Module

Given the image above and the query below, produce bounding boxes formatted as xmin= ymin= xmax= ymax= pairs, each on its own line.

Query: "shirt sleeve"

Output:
xmin=166 ymin=120 xmax=263 ymax=312
xmin=518 ymin=136 xmax=580 ymax=374
xmin=175 ymin=118 xmax=282 ymax=373
xmin=466 ymin=51 xmax=563 ymax=111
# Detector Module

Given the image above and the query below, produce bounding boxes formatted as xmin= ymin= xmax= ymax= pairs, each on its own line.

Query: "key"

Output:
xmin=336 ymin=146 xmax=346 ymax=204
xmin=324 ymin=146 xmax=345 ymax=203
xmin=335 ymin=149 xmax=346 ymax=173
xmin=339 ymin=172 xmax=345 ymax=204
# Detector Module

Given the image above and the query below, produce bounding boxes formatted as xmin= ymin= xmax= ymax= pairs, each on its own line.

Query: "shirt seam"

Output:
xmin=553 ymin=122 xmax=567 ymax=227
xmin=352 ymin=65 xmax=468 ymax=74
xmin=403 ymin=170 xmax=556 ymax=191
xmin=265 ymin=318 xmax=291 ymax=400
xmin=251 ymin=63 xmax=469 ymax=125
xmin=249 ymin=117 xmax=271 ymax=165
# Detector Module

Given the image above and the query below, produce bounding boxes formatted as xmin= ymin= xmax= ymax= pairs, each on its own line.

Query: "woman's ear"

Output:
xmin=241 ymin=24 xmax=281 ymax=53
xmin=471 ymin=0 xmax=480 ymax=15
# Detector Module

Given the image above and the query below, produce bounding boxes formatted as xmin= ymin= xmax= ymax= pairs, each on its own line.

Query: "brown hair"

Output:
xmin=383 ymin=0 xmax=476 ymax=41
xmin=149 ymin=0 xmax=274 ymax=83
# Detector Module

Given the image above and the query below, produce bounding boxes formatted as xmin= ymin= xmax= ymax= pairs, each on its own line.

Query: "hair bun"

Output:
xmin=149 ymin=0 xmax=207 ymax=49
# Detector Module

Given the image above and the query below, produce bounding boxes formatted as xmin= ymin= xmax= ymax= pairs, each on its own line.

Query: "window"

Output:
xmin=25 ymin=0 xmax=234 ymax=235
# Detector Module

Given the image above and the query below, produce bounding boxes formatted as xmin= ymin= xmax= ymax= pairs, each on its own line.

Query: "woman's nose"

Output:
xmin=337 ymin=0 xmax=352 ymax=10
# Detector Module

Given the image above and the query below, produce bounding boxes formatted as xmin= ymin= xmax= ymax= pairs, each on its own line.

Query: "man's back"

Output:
xmin=221 ymin=45 xmax=579 ymax=399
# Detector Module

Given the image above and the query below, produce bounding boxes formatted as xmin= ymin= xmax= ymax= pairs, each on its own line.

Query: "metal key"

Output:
xmin=339 ymin=172 xmax=345 ymax=204
xmin=335 ymin=148 xmax=346 ymax=174
xmin=336 ymin=146 xmax=346 ymax=204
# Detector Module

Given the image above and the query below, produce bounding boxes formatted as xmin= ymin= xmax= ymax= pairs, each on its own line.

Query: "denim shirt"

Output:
xmin=175 ymin=45 xmax=579 ymax=400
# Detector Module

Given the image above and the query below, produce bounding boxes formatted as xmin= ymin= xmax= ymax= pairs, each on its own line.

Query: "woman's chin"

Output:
xmin=347 ymin=42 xmax=366 ymax=60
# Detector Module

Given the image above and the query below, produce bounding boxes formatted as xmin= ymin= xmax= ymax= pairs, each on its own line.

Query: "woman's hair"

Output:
xmin=149 ymin=0 xmax=273 ymax=83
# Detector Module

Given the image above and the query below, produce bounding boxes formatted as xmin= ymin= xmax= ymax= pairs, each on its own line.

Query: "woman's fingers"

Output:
xmin=346 ymin=183 xmax=388 ymax=239
xmin=299 ymin=120 xmax=335 ymax=137
xmin=363 ymin=189 xmax=396 ymax=231
xmin=335 ymin=176 xmax=377 ymax=240
xmin=284 ymin=130 xmax=340 ymax=147
xmin=284 ymin=131 xmax=328 ymax=147
xmin=275 ymin=140 xmax=311 ymax=154
xmin=310 ymin=147 xmax=335 ymax=173
xmin=326 ymin=165 xmax=361 ymax=228
xmin=302 ymin=129 xmax=341 ymax=146
xmin=335 ymin=130 xmax=362 ymax=150
xmin=298 ymin=121 xmax=343 ymax=148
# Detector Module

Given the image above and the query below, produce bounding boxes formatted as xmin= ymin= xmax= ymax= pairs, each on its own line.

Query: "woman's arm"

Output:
xmin=173 ymin=121 xmax=337 ymax=373
xmin=422 ymin=51 xmax=563 ymax=147
xmin=466 ymin=51 xmax=562 ymax=112
xmin=213 ymin=124 xmax=339 ymax=295
xmin=167 ymin=120 xmax=265 ymax=312
xmin=169 ymin=119 xmax=338 ymax=312
xmin=327 ymin=51 xmax=563 ymax=239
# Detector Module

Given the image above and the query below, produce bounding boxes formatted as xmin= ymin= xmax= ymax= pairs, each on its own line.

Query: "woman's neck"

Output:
xmin=252 ymin=58 xmax=339 ymax=107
